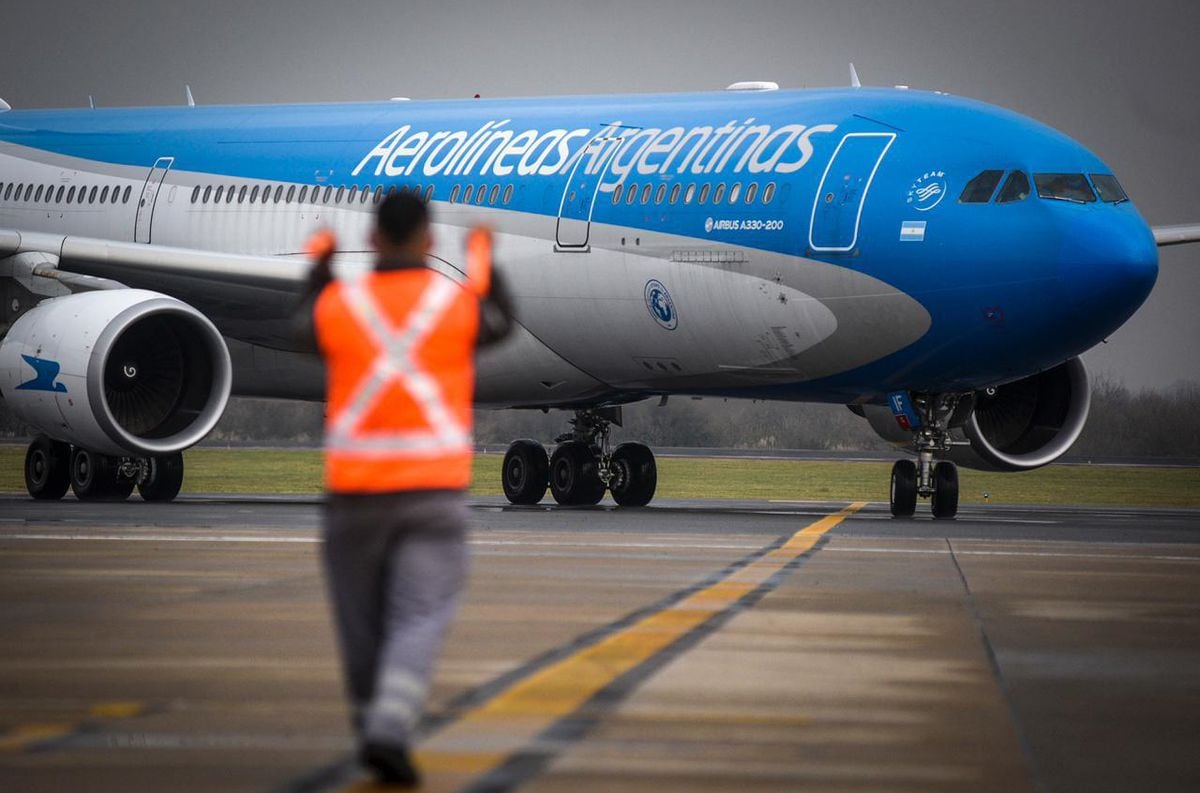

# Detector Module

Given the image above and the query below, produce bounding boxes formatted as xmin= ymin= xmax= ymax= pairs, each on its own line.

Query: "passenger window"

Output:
xmin=247 ymin=186 xmax=257 ymax=203
xmin=34 ymin=185 xmax=44 ymax=202
xmin=654 ymin=184 xmax=667 ymax=204
xmin=684 ymin=184 xmax=695 ymax=204
xmin=449 ymin=185 xmax=460 ymax=203
xmin=13 ymin=183 xmax=22 ymax=200
xmin=78 ymin=186 xmax=87 ymax=203
xmin=612 ymin=183 xmax=623 ymax=205
xmin=714 ymin=183 xmax=726 ymax=204
xmin=959 ymin=170 xmax=1004 ymax=203
xmin=190 ymin=186 xmax=200 ymax=203
xmin=463 ymin=185 xmax=474 ymax=203
xmin=996 ymin=171 xmax=1030 ymax=203
xmin=372 ymin=185 xmax=382 ymax=203
xmin=333 ymin=186 xmax=343 ymax=204
xmin=476 ymin=184 xmax=487 ymax=204
xmin=88 ymin=186 xmax=97 ymax=203
xmin=501 ymin=185 xmax=512 ymax=204
xmin=669 ymin=184 xmax=681 ymax=204
xmin=626 ymin=183 xmax=638 ymax=205
xmin=489 ymin=184 xmax=499 ymax=205
xmin=67 ymin=186 xmax=76 ymax=203
xmin=763 ymin=182 xmax=776 ymax=203
xmin=111 ymin=186 xmax=119 ymax=204
xmin=1090 ymin=174 xmax=1128 ymax=203
xmin=640 ymin=184 xmax=651 ymax=204
xmin=1034 ymin=173 xmax=1096 ymax=203
xmin=346 ymin=186 xmax=357 ymax=204
xmin=728 ymin=183 xmax=741 ymax=203
xmin=56 ymin=186 xmax=66 ymax=203
xmin=226 ymin=185 xmax=236 ymax=203
xmin=0 ymin=182 xmax=5 ymax=199
xmin=698 ymin=183 xmax=710 ymax=204
xmin=238 ymin=185 xmax=247 ymax=203
xmin=203 ymin=186 xmax=213 ymax=203
xmin=424 ymin=185 xmax=434 ymax=202
xmin=123 ymin=185 xmax=132 ymax=203
xmin=214 ymin=186 xmax=224 ymax=204
xmin=321 ymin=186 xmax=331 ymax=203
xmin=745 ymin=183 xmax=758 ymax=204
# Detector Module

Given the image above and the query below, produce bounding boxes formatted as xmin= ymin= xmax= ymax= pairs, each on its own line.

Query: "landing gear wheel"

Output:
xmin=139 ymin=453 xmax=185 ymax=502
xmin=24 ymin=436 xmax=71 ymax=500
xmin=610 ymin=443 xmax=657 ymax=507
xmin=549 ymin=441 xmax=605 ymax=506
xmin=931 ymin=461 xmax=959 ymax=520
xmin=501 ymin=440 xmax=549 ymax=505
xmin=69 ymin=448 xmax=126 ymax=501
xmin=890 ymin=459 xmax=917 ymax=518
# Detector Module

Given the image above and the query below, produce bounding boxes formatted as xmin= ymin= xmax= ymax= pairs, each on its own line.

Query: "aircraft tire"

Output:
xmin=931 ymin=461 xmax=959 ymax=520
xmin=890 ymin=459 xmax=918 ymax=518
xmin=549 ymin=441 xmax=605 ymax=506
xmin=501 ymin=440 xmax=549 ymax=505
xmin=139 ymin=453 xmax=185 ymax=502
xmin=70 ymin=448 xmax=127 ymax=501
xmin=610 ymin=443 xmax=657 ymax=507
xmin=24 ymin=436 xmax=71 ymax=501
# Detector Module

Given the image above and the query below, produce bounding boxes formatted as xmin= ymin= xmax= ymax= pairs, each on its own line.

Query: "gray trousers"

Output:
xmin=322 ymin=489 xmax=469 ymax=746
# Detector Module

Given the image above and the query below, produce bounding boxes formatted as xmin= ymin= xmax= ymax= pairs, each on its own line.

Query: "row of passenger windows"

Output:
xmin=960 ymin=170 xmax=1128 ymax=205
xmin=191 ymin=182 xmax=435 ymax=206
xmin=0 ymin=181 xmax=133 ymax=206
xmin=613 ymin=180 xmax=777 ymax=207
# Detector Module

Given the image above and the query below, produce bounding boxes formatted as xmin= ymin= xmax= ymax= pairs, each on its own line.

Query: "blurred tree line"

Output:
xmin=2 ymin=376 xmax=1198 ymax=458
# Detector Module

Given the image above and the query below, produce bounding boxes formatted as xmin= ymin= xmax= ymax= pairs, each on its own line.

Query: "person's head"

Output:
xmin=371 ymin=190 xmax=432 ymax=261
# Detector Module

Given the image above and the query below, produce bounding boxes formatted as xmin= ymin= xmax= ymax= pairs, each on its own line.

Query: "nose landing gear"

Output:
xmin=888 ymin=393 xmax=963 ymax=520
xmin=499 ymin=407 xmax=658 ymax=507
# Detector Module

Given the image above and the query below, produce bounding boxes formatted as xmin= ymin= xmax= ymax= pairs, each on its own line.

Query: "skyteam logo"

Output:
xmin=907 ymin=171 xmax=948 ymax=212
xmin=644 ymin=280 xmax=678 ymax=330
xmin=16 ymin=355 xmax=68 ymax=393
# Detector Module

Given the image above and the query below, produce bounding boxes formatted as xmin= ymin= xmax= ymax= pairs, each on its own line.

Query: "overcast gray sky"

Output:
xmin=2 ymin=0 xmax=1197 ymax=389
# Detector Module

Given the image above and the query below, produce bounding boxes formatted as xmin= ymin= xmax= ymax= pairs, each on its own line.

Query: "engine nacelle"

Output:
xmin=0 ymin=289 xmax=232 ymax=456
xmin=860 ymin=357 xmax=1091 ymax=472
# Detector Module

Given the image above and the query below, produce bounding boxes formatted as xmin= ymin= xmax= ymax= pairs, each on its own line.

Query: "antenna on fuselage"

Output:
xmin=185 ymin=85 xmax=196 ymax=107
xmin=0 ymin=98 xmax=10 ymax=112
xmin=88 ymin=95 xmax=96 ymax=109
xmin=849 ymin=63 xmax=862 ymax=88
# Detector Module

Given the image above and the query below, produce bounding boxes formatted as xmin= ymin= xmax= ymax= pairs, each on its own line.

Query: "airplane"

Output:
xmin=1 ymin=77 xmax=1197 ymax=517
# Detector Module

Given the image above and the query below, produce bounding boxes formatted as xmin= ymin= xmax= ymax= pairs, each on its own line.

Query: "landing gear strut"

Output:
xmin=889 ymin=393 xmax=962 ymax=520
xmin=500 ymin=407 xmax=658 ymax=507
xmin=21 ymin=435 xmax=185 ymax=502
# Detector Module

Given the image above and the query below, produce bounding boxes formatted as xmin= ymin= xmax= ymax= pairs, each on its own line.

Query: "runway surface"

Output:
xmin=1 ymin=494 xmax=1198 ymax=792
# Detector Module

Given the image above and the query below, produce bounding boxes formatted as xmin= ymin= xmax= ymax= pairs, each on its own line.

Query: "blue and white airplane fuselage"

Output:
xmin=0 ymin=85 xmax=1183 ymax=510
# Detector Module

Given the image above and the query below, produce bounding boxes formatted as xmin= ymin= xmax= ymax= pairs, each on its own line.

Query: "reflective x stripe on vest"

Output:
xmin=326 ymin=274 xmax=471 ymax=456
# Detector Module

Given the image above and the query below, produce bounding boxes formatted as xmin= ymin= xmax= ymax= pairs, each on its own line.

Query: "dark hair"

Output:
xmin=376 ymin=190 xmax=429 ymax=245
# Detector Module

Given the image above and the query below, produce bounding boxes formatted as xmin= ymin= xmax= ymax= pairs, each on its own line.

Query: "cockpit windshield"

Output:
xmin=996 ymin=171 xmax=1030 ymax=203
xmin=1034 ymin=173 xmax=1097 ymax=203
xmin=1090 ymin=174 xmax=1129 ymax=203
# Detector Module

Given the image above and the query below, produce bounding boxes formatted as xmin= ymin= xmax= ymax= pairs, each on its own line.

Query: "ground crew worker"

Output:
xmin=298 ymin=191 xmax=513 ymax=786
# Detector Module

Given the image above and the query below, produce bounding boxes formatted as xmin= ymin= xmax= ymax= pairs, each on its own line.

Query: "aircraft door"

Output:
xmin=556 ymin=127 xmax=638 ymax=249
xmin=808 ymin=133 xmax=895 ymax=252
xmin=134 ymin=156 xmax=174 ymax=243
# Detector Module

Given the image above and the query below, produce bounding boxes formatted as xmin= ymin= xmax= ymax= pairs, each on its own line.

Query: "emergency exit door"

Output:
xmin=808 ymin=133 xmax=895 ymax=252
xmin=555 ymin=127 xmax=639 ymax=249
xmin=134 ymin=156 xmax=174 ymax=243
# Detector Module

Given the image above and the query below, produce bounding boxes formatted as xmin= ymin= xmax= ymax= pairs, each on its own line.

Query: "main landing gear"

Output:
xmin=888 ymin=394 xmax=961 ymax=520
xmin=501 ymin=407 xmax=658 ymax=507
xmin=23 ymin=434 xmax=185 ymax=502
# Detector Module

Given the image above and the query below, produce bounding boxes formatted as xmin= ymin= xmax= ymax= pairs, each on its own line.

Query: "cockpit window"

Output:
xmin=996 ymin=170 xmax=1031 ymax=203
xmin=1090 ymin=174 xmax=1128 ymax=203
xmin=1033 ymin=173 xmax=1096 ymax=203
xmin=959 ymin=170 xmax=1004 ymax=203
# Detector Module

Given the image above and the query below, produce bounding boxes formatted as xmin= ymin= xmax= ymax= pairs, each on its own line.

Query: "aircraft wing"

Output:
xmin=1 ymin=228 xmax=313 ymax=348
xmin=1153 ymin=224 xmax=1200 ymax=247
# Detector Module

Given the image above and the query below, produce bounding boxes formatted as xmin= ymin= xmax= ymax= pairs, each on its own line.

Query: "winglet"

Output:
xmin=0 ymin=98 xmax=10 ymax=112
xmin=185 ymin=85 xmax=195 ymax=108
xmin=849 ymin=63 xmax=862 ymax=88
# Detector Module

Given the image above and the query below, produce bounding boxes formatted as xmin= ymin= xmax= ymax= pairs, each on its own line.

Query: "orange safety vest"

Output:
xmin=313 ymin=231 xmax=492 ymax=494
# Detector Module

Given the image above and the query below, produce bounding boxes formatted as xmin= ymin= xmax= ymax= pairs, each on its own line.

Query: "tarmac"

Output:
xmin=1 ymin=494 xmax=1198 ymax=792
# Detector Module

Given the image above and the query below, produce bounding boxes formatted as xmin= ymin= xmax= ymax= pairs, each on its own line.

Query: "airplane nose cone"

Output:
xmin=1059 ymin=212 xmax=1158 ymax=339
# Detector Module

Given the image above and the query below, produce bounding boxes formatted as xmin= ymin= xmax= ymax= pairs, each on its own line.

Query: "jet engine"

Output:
xmin=862 ymin=358 xmax=1091 ymax=471
xmin=0 ymin=289 xmax=232 ymax=457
